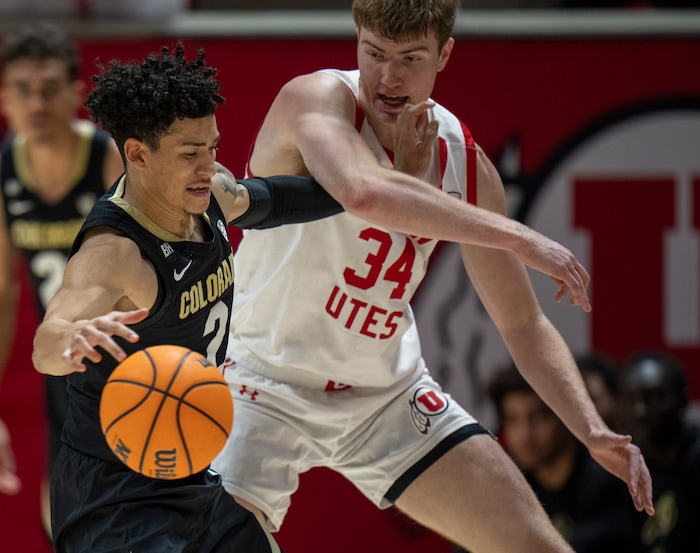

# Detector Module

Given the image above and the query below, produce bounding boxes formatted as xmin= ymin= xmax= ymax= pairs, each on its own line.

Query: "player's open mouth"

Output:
xmin=379 ymin=94 xmax=408 ymax=108
xmin=188 ymin=185 xmax=210 ymax=194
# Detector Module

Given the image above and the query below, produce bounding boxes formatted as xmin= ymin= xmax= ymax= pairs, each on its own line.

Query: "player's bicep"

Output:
xmin=473 ymin=145 xmax=508 ymax=216
xmin=460 ymin=148 xmax=541 ymax=331
xmin=264 ymin=74 xmax=374 ymax=197
xmin=44 ymin=230 xmax=151 ymax=323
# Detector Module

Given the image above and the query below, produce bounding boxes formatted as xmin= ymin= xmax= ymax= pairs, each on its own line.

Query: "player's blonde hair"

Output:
xmin=352 ymin=0 xmax=459 ymax=49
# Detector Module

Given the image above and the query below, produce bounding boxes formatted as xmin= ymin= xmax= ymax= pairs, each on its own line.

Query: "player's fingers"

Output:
xmin=569 ymin=278 xmax=592 ymax=312
xmin=406 ymin=100 xmax=434 ymax=119
xmin=625 ymin=443 xmax=641 ymax=494
xmin=421 ymin=119 xmax=439 ymax=151
xmin=635 ymin=453 xmax=655 ymax=515
xmin=112 ymin=308 xmax=148 ymax=341
xmin=0 ymin=470 xmax=21 ymax=495
xmin=604 ymin=437 xmax=653 ymax=514
xmin=81 ymin=329 xmax=130 ymax=364
xmin=554 ymin=261 xmax=591 ymax=313
xmin=66 ymin=326 xmax=134 ymax=368
xmin=114 ymin=308 xmax=149 ymax=328
xmin=574 ymin=258 xmax=591 ymax=288
xmin=61 ymin=341 xmax=93 ymax=370
xmin=569 ymin=255 xmax=591 ymax=306
xmin=92 ymin=313 xmax=142 ymax=345
xmin=0 ymin=422 xmax=21 ymax=495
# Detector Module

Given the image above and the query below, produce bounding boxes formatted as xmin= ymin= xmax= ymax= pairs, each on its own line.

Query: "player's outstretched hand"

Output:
xmin=516 ymin=228 xmax=592 ymax=312
xmin=586 ymin=428 xmax=655 ymax=516
xmin=393 ymin=101 xmax=439 ymax=179
xmin=60 ymin=308 xmax=148 ymax=374
xmin=0 ymin=418 xmax=20 ymax=495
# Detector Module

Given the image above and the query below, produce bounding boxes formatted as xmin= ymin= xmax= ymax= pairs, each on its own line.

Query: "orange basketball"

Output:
xmin=99 ymin=345 xmax=233 ymax=480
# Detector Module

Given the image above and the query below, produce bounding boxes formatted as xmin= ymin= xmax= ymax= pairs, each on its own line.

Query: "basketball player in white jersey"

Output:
xmin=211 ymin=1 xmax=655 ymax=551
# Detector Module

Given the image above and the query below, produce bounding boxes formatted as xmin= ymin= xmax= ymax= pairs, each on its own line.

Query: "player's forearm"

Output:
xmin=342 ymin=166 xmax=529 ymax=252
xmin=505 ymin=314 xmax=606 ymax=443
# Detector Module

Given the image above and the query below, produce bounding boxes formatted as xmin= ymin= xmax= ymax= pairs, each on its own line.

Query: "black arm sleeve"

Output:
xmin=231 ymin=175 xmax=344 ymax=230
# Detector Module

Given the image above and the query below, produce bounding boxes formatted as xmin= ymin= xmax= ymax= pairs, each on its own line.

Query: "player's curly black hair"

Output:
xmin=86 ymin=42 xmax=224 ymax=157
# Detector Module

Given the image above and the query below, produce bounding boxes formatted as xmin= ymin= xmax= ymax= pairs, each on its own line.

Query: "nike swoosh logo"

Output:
xmin=173 ymin=260 xmax=193 ymax=281
xmin=7 ymin=200 xmax=35 ymax=216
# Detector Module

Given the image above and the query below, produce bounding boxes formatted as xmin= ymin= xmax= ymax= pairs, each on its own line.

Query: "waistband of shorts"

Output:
xmin=230 ymin=352 xmax=424 ymax=392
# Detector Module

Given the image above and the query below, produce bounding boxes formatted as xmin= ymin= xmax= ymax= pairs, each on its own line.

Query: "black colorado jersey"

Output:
xmin=0 ymin=123 xmax=111 ymax=314
xmin=62 ymin=178 xmax=235 ymax=462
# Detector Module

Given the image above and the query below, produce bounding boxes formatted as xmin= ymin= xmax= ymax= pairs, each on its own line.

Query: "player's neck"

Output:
xmin=123 ymin=177 xmax=206 ymax=242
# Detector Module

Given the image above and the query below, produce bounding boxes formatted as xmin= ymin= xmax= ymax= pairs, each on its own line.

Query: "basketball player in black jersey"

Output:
xmin=0 ymin=22 xmax=124 ymax=532
xmin=32 ymin=44 xmax=341 ymax=552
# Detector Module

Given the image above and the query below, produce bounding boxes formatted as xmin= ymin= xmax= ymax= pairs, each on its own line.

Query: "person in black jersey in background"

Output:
xmin=621 ymin=351 xmax=700 ymax=553
xmin=481 ymin=362 xmax=642 ymax=553
xmin=0 ymin=21 xmax=124 ymax=535
xmin=31 ymin=43 xmax=342 ymax=553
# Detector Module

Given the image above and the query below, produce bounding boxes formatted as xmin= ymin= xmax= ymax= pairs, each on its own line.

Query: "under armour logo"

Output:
xmin=325 ymin=380 xmax=352 ymax=392
xmin=239 ymin=385 xmax=258 ymax=401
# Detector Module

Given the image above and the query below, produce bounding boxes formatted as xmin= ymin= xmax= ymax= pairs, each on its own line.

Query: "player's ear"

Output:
xmin=437 ymin=37 xmax=454 ymax=73
xmin=123 ymin=138 xmax=148 ymax=170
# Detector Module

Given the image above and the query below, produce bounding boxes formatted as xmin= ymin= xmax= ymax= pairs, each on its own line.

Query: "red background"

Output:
xmin=1 ymin=33 xmax=699 ymax=552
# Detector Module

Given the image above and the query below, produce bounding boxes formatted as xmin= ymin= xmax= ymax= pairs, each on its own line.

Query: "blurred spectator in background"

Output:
xmin=577 ymin=352 xmax=623 ymax=433
xmin=0 ymin=20 xmax=123 ymax=537
xmin=484 ymin=362 xmax=642 ymax=553
xmin=621 ymin=351 xmax=700 ymax=553
xmin=0 ymin=0 xmax=189 ymax=19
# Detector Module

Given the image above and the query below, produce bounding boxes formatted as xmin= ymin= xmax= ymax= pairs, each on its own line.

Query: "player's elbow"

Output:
xmin=32 ymin=347 xmax=49 ymax=375
xmin=334 ymin=174 xmax=385 ymax=218
xmin=31 ymin=330 xmax=54 ymax=375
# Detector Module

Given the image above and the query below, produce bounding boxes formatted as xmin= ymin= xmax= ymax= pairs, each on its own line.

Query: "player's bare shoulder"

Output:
xmin=251 ymin=73 xmax=340 ymax=177
xmin=278 ymin=72 xmax=351 ymax=107
xmin=267 ymin=72 xmax=356 ymax=138
xmin=252 ymin=72 xmax=356 ymax=179
xmin=473 ymin=143 xmax=507 ymax=214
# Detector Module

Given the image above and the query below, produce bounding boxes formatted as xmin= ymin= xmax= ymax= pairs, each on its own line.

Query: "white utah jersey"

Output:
xmin=228 ymin=69 xmax=477 ymax=388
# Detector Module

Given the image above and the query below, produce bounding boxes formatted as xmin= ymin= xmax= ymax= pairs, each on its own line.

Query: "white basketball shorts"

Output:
xmin=210 ymin=362 xmax=488 ymax=532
